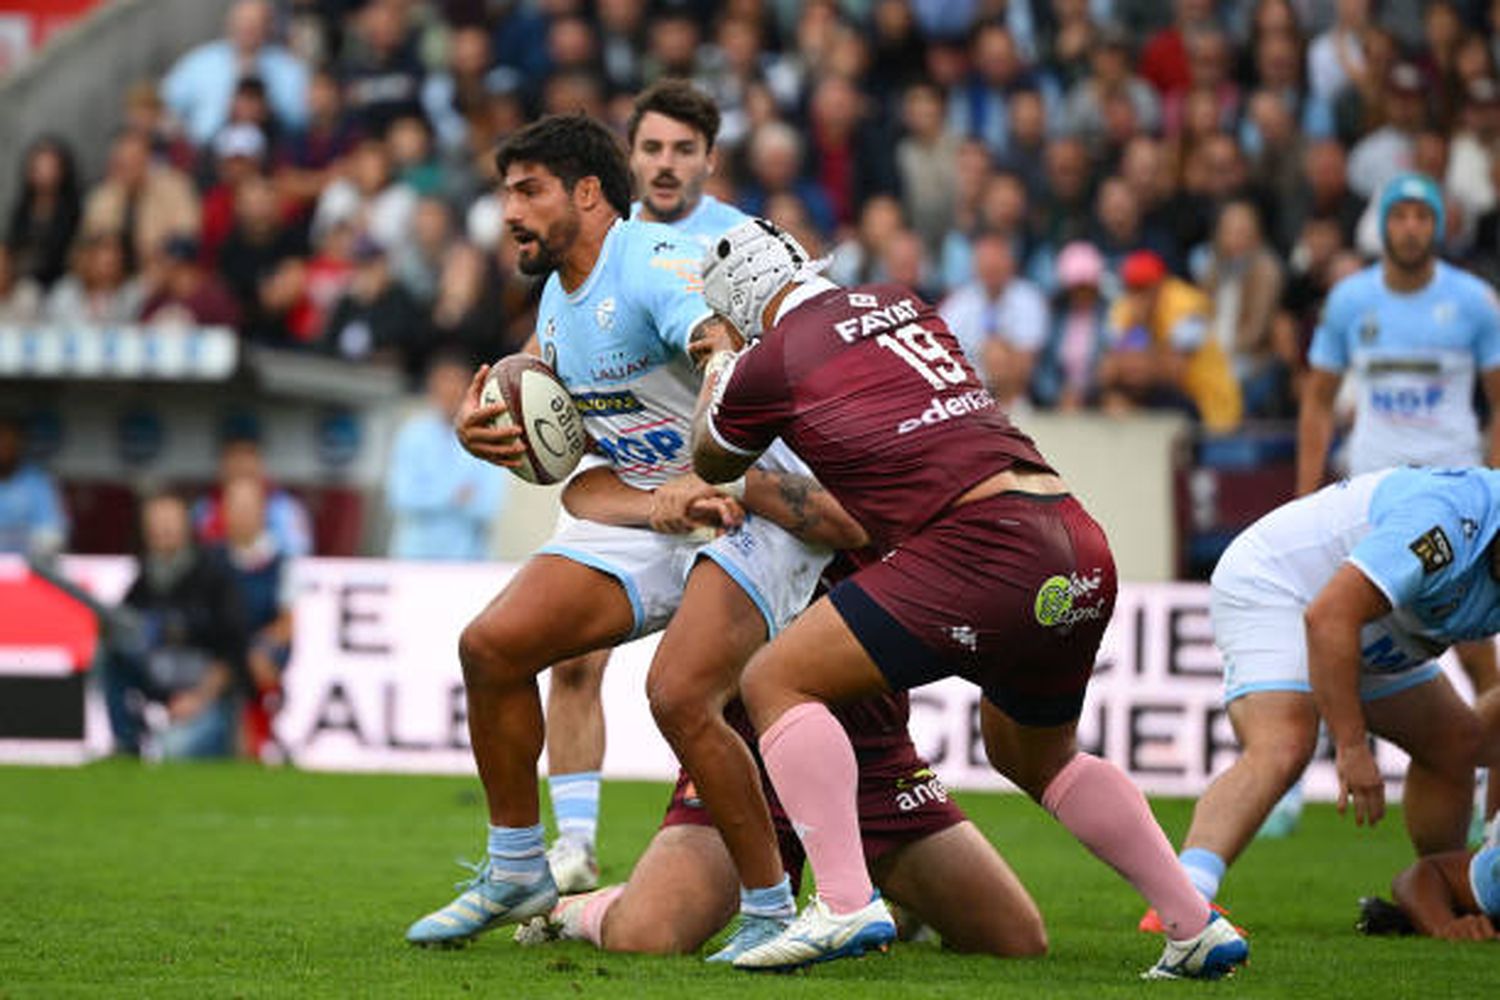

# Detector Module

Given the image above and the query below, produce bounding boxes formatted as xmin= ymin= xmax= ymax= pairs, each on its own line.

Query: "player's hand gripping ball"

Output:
xmin=480 ymin=355 xmax=586 ymax=484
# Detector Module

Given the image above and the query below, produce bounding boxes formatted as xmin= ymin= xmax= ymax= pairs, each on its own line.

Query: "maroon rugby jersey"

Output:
xmin=707 ymin=280 xmax=1052 ymax=550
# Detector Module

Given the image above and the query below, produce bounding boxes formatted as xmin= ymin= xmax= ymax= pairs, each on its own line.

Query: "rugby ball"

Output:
xmin=480 ymin=354 xmax=586 ymax=484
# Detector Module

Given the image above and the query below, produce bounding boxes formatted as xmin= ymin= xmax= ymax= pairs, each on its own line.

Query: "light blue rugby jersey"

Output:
xmin=1308 ymin=262 xmax=1500 ymax=473
xmin=630 ymin=194 xmax=748 ymax=253
xmin=1226 ymin=467 xmax=1500 ymax=674
xmin=536 ymin=219 xmax=712 ymax=489
xmin=1349 ymin=467 xmax=1500 ymax=658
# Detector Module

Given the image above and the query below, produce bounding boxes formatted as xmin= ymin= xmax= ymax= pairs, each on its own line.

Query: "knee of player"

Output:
xmin=646 ymin=673 xmax=715 ymax=739
xmin=1244 ymin=726 xmax=1317 ymax=782
xmin=457 ymin=620 xmax=525 ymax=686
xmin=1005 ymin=917 xmax=1049 ymax=958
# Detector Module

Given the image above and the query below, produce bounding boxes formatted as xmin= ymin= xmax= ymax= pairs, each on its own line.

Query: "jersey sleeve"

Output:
xmin=1307 ymin=280 xmax=1357 ymax=373
xmin=1468 ymin=281 xmax=1500 ymax=370
xmin=634 ymin=231 xmax=714 ymax=354
xmin=1347 ymin=487 xmax=1472 ymax=609
xmin=704 ymin=338 xmax=793 ymax=457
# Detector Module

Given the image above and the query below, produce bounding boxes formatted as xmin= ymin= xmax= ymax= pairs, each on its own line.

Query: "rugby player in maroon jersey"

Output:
xmin=687 ymin=219 xmax=1250 ymax=979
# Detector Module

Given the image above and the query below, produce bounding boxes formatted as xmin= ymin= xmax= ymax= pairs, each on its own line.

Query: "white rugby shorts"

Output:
xmin=540 ymin=514 xmax=831 ymax=639
xmin=1210 ymin=546 xmax=1441 ymax=704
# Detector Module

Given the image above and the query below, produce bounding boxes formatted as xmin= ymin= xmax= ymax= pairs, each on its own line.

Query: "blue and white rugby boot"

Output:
xmin=732 ymin=895 xmax=896 ymax=971
xmin=705 ymin=912 xmax=793 ymax=963
xmin=1142 ymin=911 xmax=1249 ymax=980
xmin=406 ymin=860 xmax=558 ymax=947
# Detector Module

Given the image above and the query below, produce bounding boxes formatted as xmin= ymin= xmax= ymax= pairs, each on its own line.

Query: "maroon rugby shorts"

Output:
xmin=829 ymin=492 xmax=1116 ymax=726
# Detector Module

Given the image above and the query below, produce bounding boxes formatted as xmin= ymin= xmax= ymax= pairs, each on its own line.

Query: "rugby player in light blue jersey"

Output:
xmin=1167 ymin=467 xmax=1495 ymax=916
xmin=1293 ymin=171 xmax=1500 ymax=837
xmin=405 ymin=114 xmax=850 ymax=958
xmin=540 ymin=81 xmax=757 ymax=896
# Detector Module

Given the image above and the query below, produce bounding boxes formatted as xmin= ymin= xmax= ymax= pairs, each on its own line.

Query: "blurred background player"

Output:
xmin=1164 ymin=467 xmax=1495 ymax=923
xmin=385 ymin=350 xmax=506 ymax=562
xmin=541 ymin=80 xmax=749 ymax=896
xmin=1293 ymin=171 xmax=1500 ymax=838
xmin=0 ymin=410 xmax=67 ymax=561
xmin=691 ymin=220 xmax=1246 ymax=979
xmin=405 ymin=116 xmax=832 ymax=960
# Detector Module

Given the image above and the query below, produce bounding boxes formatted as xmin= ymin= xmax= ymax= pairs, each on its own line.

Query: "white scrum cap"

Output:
xmin=701 ymin=218 xmax=816 ymax=341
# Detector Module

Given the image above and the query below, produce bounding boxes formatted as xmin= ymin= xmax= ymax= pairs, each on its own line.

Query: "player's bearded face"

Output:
xmin=512 ymin=206 xmax=580 ymax=276
xmin=503 ymin=163 xmax=584 ymax=276
xmin=1384 ymin=202 xmax=1437 ymax=269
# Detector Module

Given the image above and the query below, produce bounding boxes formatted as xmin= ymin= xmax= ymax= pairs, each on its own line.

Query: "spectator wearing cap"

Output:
xmin=1032 ymin=241 xmax=1112 ymax=411
xmin=159 ymin=0 xmax=309 ymax=147
xmin=42 ymin=233 xmax=146 ymax=326
xmin=1448 ymin=78 xmax=1500 ymax=221
xmin=311 ymin=137 xmax=416 ymax=251
xmin=939 ymin=230 xmax=1050 ymax=411
xmin=200 ymin=125 xmax=268 ymax=267
xmin=1195 ymin=200 xmax=1292 ymax=418
xmin=321 ymin=235 xmax=423 ymax=365
xmin=139 ymin=236 xmax=241 ymax=327
xmin=1103 ymin=249 xmax=1242 ymax=431
xmin=80 ymin=129 xmax=200 ymax=275
xmin=1348 ymin=62 xmax=1428 ymax=199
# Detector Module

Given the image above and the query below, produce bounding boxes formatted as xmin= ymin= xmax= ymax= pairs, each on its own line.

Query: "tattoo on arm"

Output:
xmin=774 ymin=472 xmax=823 ymax=536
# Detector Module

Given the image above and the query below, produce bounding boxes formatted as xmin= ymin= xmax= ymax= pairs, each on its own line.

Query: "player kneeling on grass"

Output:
xmin=1153 ymin=467 xmax=1495 ymax=929
xmin=516 ymin=688 xmax=1046 ymax=959
xmin=686 ymin=219 xmax=1249 ymax=979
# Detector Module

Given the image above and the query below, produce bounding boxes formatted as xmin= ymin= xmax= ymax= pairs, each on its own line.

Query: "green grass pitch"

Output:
xmin=0 ymin=762 xmax=1491 ymax=998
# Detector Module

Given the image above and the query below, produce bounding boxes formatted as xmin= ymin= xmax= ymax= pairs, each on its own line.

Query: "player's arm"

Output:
xmin=1392 ymin=852 xmax=1496 ymax=940
xmin=561 ymin=465 xmax=741 ymax=535
xmin=1299 ymin=286 xmax=1354 ymax=494
xmin=1482 ymin=367 xmax=1500 ymax=468
xmin=691 ymin=350 xmax=764 ymax=484
xmin=1304 ymin=563 xmax=1393 ymax=828
xmin=1296 ymin=368 xmax=1342 ymax=495
xmin=741 ymin=469 xmax=869 ymax=550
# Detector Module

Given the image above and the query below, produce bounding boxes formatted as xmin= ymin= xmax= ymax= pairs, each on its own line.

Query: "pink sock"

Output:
xmin=760 ymin=702 xmax=871 ymax=914
xmin=578 ymin=884 xmax=625 ymax=948
xmin=1042 ymin=754 xmax=1210 ymax=940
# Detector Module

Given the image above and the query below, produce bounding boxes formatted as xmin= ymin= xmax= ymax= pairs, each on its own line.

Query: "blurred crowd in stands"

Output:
xmin=10 ymin=0 xmax=1500 ymax=427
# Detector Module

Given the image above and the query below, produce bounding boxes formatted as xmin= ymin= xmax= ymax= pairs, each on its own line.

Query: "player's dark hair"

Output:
xmin=494 ymin=114 xmax=632 ymax=218
xmin=626 ymin=79 xmax=722 ymax=152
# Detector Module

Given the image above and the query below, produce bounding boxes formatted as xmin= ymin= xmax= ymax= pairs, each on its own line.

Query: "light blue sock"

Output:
xmin=1179 ymin=847 xmax=1227 ymax=902
xmin=487 ymin=823 xmax=548 ymax=885
xmin=741 ymin=874 xmax=796 ymax=920
xmin=548 ymin=771 xmax=601 ymax=848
